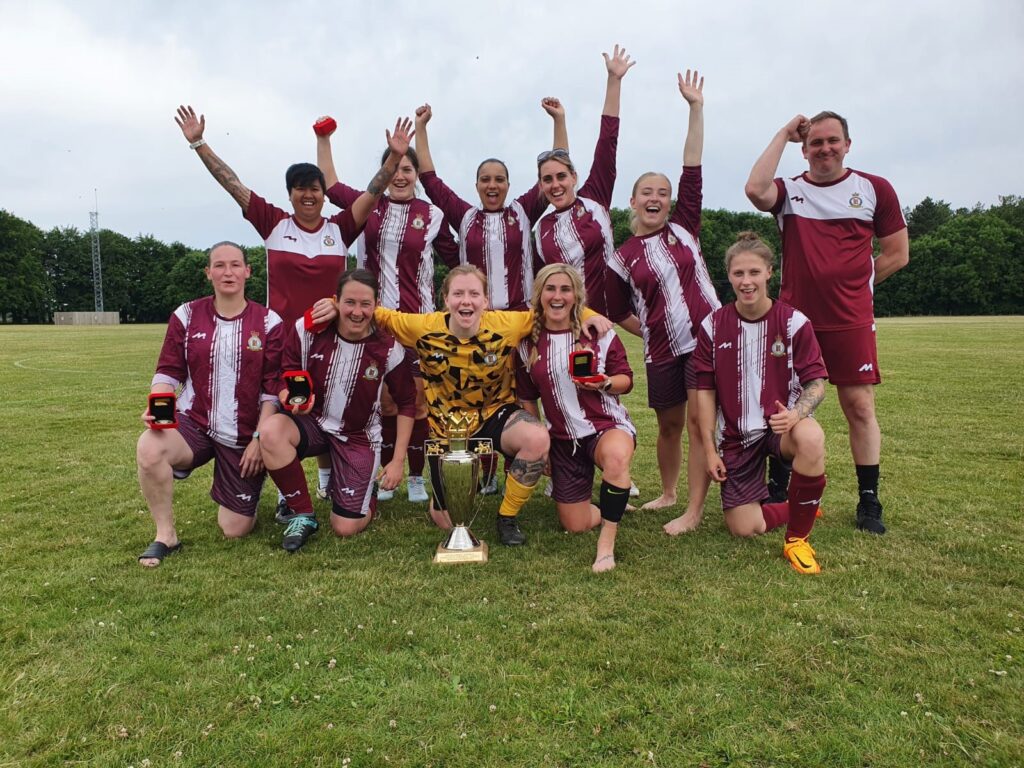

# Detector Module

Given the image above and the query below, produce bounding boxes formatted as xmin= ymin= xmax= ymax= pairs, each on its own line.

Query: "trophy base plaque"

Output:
xmin=433 ymin=540 xmax=488 ymax=564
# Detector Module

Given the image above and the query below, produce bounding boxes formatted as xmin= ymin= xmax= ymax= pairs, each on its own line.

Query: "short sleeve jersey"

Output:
xmin=421 ymin=171 xmax=548 ymax=310
xmin=374 ymin=307 xmax=534 ymax=437
xmin=327 ymin=183 xmax=459 ymax=313
xmin=607 ymin=165 xmax=720 ymax=363
xmin=516 ymin=329 xmax=635 ymax=441
xmin=534 ymin=115 xmax=619 ymax=316
xmin=153 ymin=296 xmax=284 ymax=448
xmin=281 ymin=319 xmax=415 ymax=446
xmin=769 ymin=169 xmax=906 ymax=331
xmin=693 ymin=301 xmax=828 ymax=449
xmin=243 ymin=192 xmax=361 ymax=327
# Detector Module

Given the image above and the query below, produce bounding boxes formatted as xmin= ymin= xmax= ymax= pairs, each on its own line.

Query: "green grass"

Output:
xmin=1 ymin=317 xmax=1022 ymax=767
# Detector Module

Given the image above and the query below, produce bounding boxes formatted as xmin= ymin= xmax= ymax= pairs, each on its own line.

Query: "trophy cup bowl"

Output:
xmin=429 ymin=411 xmax=491 ymax=564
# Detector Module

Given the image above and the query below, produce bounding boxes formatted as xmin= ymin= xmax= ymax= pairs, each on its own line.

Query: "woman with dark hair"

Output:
xmin=693 ymin=232 xmax=828 ymax=574
xmin=605 ymin=70 xmax=722 ymax=532
xmin=315 ymin=118 xmax=460 ymax=506
xmin=516 ymin=264 xmax=636 ymax=572
xmin=259 ymin=268 xmax=416 ymax=552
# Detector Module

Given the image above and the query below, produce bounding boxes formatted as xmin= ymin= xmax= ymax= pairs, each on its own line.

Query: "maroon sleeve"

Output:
xmin=243 ymin=192 xmax=290 ymax=240
xmin=383 ymin=344 xmax=417 ymax=419
xmin=576 ymin=115 xmax=619 ymax=207
xmin=514 ymin=349 xmax=541 ymax=402
xmin=516 ymin=184 xmax=548 ymax=224
xmin=326 ymin=182 xmax=362 ymax=210
xmin=670 ymin=165 xmax=703 ymax=237
xmin=261 ymin=317 xmax=285 ymax=398
xmin=768 ymin=178 xmax=787 ymax=217
xmin=329 ymin=207 xmax=365 ymax=247
xmin=792 ymin=319 xmax=829 ymax=385
xmin=433 ymin=218 xmax=460 ymax=270
xmin=421 ymin=171 xmax=472 ymax=228
xmin=604 ymin=335 xmax=633 ymax=393
xmin=867 ymin=174 xmax=907 ymax=238
xmin=154 ymin=310 xmax=188 ymax=384
xmin=606 ymin=269 xmax=633 ymax=324
xmin=693 ymin=318 xmax=716 ymax=390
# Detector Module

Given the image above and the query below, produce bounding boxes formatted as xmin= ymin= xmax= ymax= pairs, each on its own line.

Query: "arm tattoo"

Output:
xmin=793 ymin=378 xmax=825 ymax=419
xmin=367 ymin=158 xmax=397 ymax=197
xmin=199 ymin=149 xmax=250 ymax=208
xmin=509 ymin=457 xmax=546 ymax=486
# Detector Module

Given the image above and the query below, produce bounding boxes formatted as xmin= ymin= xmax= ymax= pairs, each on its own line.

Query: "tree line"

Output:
xmin=2 ymin=195 xmax=1022 ymax=324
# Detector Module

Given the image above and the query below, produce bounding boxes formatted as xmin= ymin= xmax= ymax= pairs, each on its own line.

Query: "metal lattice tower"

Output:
xmin=90 ymin=196 xmax=104 ymax=312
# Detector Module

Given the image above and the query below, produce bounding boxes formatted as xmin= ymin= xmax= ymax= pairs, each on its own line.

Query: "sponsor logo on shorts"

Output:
xmin=236 ymin=493 xmax=253 ymax=501
xmin=849 ymin=193 xmax=863 ymax=209
xmin=284 ymin=490 xmax=302 ymax=498
xmin=798 ymin=498 xmax=821 ymax=506
xmin=858 ymin=363 xmax=874 ymax=372
xmin=246 ymin=331 xmax=263 ymax=352
xmin=339 ymin=487 xmax=357 ymax=496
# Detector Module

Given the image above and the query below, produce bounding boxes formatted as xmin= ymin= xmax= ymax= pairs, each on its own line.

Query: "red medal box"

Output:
xmin=283 ymin=370 xmax=313 ymax=410
xmin=313 ymin=117 xmax=337 ymax=136
xmin=570 ymin=350 xmax=604 ymax=384
xmin=148 ymin=392 xmax=178 ymax=429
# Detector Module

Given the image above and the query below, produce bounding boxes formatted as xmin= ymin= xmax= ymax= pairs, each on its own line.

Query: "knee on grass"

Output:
xmin=724 ymin=505 xmax=767 ymax=538
xmin=218 ymin=507 xmax=256 ymax=538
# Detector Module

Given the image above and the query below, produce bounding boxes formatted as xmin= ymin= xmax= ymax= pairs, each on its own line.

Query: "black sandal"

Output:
xmin=138 ymin=541 xmax=183 ymax=565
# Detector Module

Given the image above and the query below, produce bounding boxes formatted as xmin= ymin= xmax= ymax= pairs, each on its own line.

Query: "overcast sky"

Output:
xmin=2 ymin=0 xmax=1021 ymax=249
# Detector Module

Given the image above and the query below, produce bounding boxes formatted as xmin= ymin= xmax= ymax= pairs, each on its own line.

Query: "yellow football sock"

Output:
xmin=498 ymin=474 xmax=536 ymax=518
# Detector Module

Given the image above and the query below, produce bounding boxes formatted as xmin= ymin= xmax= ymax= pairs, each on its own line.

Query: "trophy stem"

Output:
xmin=443 ymin=525 xmax=480 ymax=551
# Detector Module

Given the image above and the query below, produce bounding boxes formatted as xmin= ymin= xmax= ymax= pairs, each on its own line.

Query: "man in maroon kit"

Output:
xmin=136 ymin=242 xmax=283 ymax=566
xmin=745 ymin=111 xmax=909 ymax=534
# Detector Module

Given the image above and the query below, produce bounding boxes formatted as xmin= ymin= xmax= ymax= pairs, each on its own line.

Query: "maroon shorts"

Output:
xmin=289 ymin=414 xmax=379 ymax=517
xmin=719 ymin=431 xmax=785 ymax=510
xmin=173 ymin=412 xmax=264 ymax=517
xmin=646 ymin=353 xmax=697 ymax=411
xmin=815 ymin=325 xmax=879 ymax=386
xmin=549 ymin=427 xmax=635 ymax=504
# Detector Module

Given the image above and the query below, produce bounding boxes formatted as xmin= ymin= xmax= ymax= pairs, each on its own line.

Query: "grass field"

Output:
xmin=1 ymin=317 xmax=1022 ymax=767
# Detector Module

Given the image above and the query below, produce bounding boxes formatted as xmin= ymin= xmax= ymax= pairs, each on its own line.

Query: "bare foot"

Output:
xmin=663 ymin=510 xmax=702 ymax=536
xmin=641 ymin=493 xmax=677 ymax=511
xmin=592 ymin=553 xmax=616 ymax=573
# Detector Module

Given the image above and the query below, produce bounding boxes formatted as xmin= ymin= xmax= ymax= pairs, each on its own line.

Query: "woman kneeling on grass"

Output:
xmin=516 ymin=264 xmax=636 ymax=573
xmin=692 ymin=232 xmax=828 ymax=574
xmin=311 ymin=265 xmax=612 ymax=548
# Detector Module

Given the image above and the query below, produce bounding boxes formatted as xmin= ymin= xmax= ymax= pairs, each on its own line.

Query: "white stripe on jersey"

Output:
xmin=320 ymin=340 xmax=363 ymax=437
xmin=376 ymin=205 xmax=407 ymax=310
xmin=642 ymin=231 xmax=691 ymax=359
xmin=738 ymin=319 xmax=767 ymax=448
xmin=210 ymin=315 xmax=243 ymax=446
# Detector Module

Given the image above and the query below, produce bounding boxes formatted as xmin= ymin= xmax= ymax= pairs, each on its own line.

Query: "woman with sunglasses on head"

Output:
xmin=606 ymin=70 xmax=721 ymax=531
xmin=516 ymin=264 xmax=636 ymax=573
xmin=412 ymin=98 xmax=568 ymax=311
xmin=533 ymin=44 xmax=635 ymax=318
xmin=315 ymin=119 xmax=460 ymax=507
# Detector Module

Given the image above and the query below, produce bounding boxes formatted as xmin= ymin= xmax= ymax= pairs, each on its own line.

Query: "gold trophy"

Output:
xmin=426 ymin=410 xmax=494 ymax=564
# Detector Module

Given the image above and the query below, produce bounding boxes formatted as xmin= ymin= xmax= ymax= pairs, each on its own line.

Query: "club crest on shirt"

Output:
xmin=363 ymin=362 xmax=380 ymax=380
xmin=667 ymin=233 xmax=678 ymax=246
xmin=849 ymin=193 xmax=863 ymax=209
xmin=246 ymin=331 xmax=263 ymax=352
xmin=506 ymin=211 xmax=518 ymax=226
xmin=483 ymin=352 xmax=498 ymax=366
xmin=770 ymin=335 xmax=786 ymax=358
xmin=323 ymin=234 xmax=336 ymax=247
xmin=574 ymin=203 xmax=586 ymax=219
xmin=412 ymin=214 xmax=425 ymax=230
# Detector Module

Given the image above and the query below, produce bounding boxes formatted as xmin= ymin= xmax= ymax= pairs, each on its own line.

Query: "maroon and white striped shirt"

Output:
xmin=282 ymin=319 xmax=416 ymax=445
xmin=608 ymin=166 xmax=720 ymax=363
xmin=421 ymin=171 xmax=548 ymax=310
xmin=516 ymin=328 xmax=635 ymax=442
xmin=327 ymin=183 xmax=459 ymax=312
xmin=534 ymin=115 xmax=619 ymax=316
xmin=693 ymin=301 xmax=828 ymax=449
xmin=153 ymin=296 xmax=284 ymax=448
xmin=770 ymin=169 xmax=905 ymax=331
xmin=244 ymin=192 xmax=361 ymax=327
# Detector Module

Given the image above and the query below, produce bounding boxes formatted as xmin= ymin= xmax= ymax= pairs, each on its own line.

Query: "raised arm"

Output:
xmin=744 ymin=114 xmax=808 ymax=211
xmin=678 ymin=69 xmax=704 ymax=167
xmin=601 ymin=44 xmax=635 ymax=117
xmin=175 ymin=105 xmax=251 ymax=212
xmin=315 ymin=117 xmax=340 ymax=188
xmin=541 ymin=97 xmax=569 ymax=151
xmin=413 ymin=104 xmax=436 ymax=174
xmin=347 ymin=118 xmax=416 ymax=228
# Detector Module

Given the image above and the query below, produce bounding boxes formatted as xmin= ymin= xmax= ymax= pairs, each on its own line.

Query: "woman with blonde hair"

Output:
xmin=516 ymin=264 xmax=636 ymax=572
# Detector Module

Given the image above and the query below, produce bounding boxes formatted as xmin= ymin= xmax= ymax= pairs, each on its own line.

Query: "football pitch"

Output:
xmin=0 ymin=317 xmax=1021 ymax=767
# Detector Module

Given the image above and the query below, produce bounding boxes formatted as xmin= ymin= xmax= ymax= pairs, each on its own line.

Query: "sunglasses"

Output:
xmin=536 ymin=148 xmax=572 ymax=165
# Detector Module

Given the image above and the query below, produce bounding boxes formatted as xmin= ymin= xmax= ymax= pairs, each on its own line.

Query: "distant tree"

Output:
xmin=43 ymin=226 xmax=92 ymax=314
xmin=0 ymin=210 xmax=49 ymax=323
xmin=905 ymin=197 xmax=953 ymax=239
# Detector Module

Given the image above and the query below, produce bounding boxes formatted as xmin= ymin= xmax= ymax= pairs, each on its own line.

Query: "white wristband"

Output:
xmin=189 ymin=139 xmax=207 ymax=150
